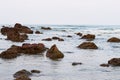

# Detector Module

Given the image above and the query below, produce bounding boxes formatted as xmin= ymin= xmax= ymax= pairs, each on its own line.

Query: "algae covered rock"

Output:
xmin=46 ymin=44 xmax=64 ymax=59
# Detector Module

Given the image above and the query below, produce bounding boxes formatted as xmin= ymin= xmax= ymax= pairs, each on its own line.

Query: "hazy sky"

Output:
xmin=0 ymin=0 xmax=120 ymax=25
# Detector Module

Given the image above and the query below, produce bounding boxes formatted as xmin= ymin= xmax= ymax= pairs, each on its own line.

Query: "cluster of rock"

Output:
xmin=13 ymin=69 xmax=40 ymax=80
xmin=0 ymin=43 xmax=46 ymax=59
xmin=42 ymin=36 xmax=64 ymax=41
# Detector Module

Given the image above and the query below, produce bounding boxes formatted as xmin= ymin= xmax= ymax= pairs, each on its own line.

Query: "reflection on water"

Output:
xmin=0 ymin=25 xmax=120 ymax=80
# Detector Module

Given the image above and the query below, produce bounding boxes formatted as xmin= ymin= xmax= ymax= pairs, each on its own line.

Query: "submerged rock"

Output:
xmin=35 ymin=31 xmax=41 ymax=34
xmin=108 ymin=58 xmax=120 ymax=66
xmin=100 ymin=64 xmax=109 ymax=67
xmin=13 ymin=69 xmax=32 ymax=78
xmin=75 ymin=32 xmax=82 ymax=36
xmin=52 ymin=37 xmax=60 ymax=40
xmin=46 ymin=44 xmax=64 ymax=59
xmin=81 ymin=34 xmax=95 ymax=41
xmin=42 ymin=38 xmax=52 ymax=41
xmin=41 ymin=27 xmax=51 ymax=30
xmin=107 ymin=37 xmax=120 ymax=42
xmin=78 ymin=42 xmax=98 ymax=49
xmin=72 ymin=62 xmax=82 ymax=66
xmin=31 ymin=70 xmax=41 ymax=73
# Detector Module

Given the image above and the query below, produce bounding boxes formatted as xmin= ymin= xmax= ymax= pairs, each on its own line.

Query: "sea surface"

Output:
xmin=0 ymin=25 xmax=120 ymax=80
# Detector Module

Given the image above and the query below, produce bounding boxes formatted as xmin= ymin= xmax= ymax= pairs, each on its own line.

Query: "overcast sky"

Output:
xmin=0 ymin=0 xmax=120 ymax=25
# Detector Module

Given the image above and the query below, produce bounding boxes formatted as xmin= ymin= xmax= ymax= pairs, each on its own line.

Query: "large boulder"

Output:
xmin=46 ymin=44 xmax=64 ymax=59
xmin=107 ymin=37 xmax=120 ymax=42
xmin=78 ymin=42 xmax=98 ymax=49
xmin=14 ymin=23 xmax=33 ymax=34
xmin=108 ymin=58 xmax=120 ymax=66
xmin=81 ymin=34 xmax=95 ymax=41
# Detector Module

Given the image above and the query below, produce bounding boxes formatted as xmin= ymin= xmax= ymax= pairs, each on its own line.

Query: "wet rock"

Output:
xmin=42 ymin=38 xmax=52 ymax=41
xmin=78 ymin=42 xmax=98 ymax=49
xmin=41 ymin=27 xmax=51 ymax=30
xmin=21 ymin=43 xmax=46 ymax=54
xmin=75 ymin=32 xmax=82 ymax=36
xmin=67 ymin=35 xmax=72 ymax=37
xmin=31 ymin=70 xmax=41 ymax=73
xmin=13 ymin=69 xmax=32 ymax=78
xmin=108 ymin=58 xmax=120 ymax=66
xmin=100 ymin=64 xmax=109 ymax=67
xmin=14 ymin=75 xmax=31 ymax=80
xmin=81 ymin=34 xmax=95 ymax=41
xmin=52 ymin=37 xmax=60 ymax=40
xmin=0 ymin=45 xmax=20 ymax=59
xmin=1 ymin=26 xmax=11 ymax=35
xmin=58 ymin=38 xmax=64 ymax=41
xmin=14 ymin=23 xmax=33 ymax=34
xmin=72 ymin=62 xmax=82 ymax=66
xmin=46 ymin=44 xmax=64 ymax=59
xmin=107 ymin=37 xmax=120 ymax=42
xmin=35 ymin=31 xmax=41 ymax=34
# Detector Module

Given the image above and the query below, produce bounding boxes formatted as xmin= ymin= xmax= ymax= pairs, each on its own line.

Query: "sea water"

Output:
xmin=0 ymin=25 xmax=120 ymax=80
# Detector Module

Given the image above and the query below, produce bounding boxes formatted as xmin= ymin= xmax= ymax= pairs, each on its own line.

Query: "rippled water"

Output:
xmin=0 ymin=25 xmax=120 ymax=80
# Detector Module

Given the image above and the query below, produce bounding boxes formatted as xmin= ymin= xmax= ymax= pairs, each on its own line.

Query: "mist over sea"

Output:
xmin=0 ymin=25 xmax=120 ymax=80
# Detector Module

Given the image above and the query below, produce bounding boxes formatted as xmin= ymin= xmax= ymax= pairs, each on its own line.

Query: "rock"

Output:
xmin=14 ymin=23 xmax=33 ymax=34
xmin=14 ymin=75 xmax=31 ymax=80
xmin=1 ymin=26 xmax=10 ymax=35
xmin=107 ymin=37 xmax=120 ymax=42
xmin=108 ymin=58 xmax=120 ymax=66
xmin=46 ymin=44 xmax=64 ymax=59
xmin=78 ymin=42 xmax=98 ymax=49
xmin=35 ymin=31 xmax=41 ymax=34
xmin=67 ymin=35 xmax=72 ymax=37
xmin=41 ymin=27 xmax=51 ymax=30
xmin=81 ymin=34 xmax=95 ymax=41
xmin=31 ymin=70 xmax=41 ymax=73
xmin=58 ymin=38 xmax=64 ymax=41
xmin=75 ymin=32 xmax=82 ymax=36
xmin=52 ymin=37 xmax=60 ymax=40
xmin=0 ymin=45 xmax=20 ymax=59
xmin=72 ymin=62 xmax=82 ymax=66
xmin=21 ymin=43 xmax=46 ymax=54
xmin=100 ymin=64 xmax=109 ymax=67
xmin=42 ymin=38 xmax=52 ymax=41
xmin=13 ymin=69 xmax=32 ymax=78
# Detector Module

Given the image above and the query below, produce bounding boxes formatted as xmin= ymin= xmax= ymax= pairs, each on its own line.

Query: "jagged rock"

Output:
xmin=14 ymin=23 xmax=33 ymax=34
xmin=78 ymin=42 xmax=98 ymax=49
xmin=72 ymin=62 xmax=82 ymax=66
xmin=81 ymin=34 xmax=95 ymax=41
xmin=46 ymin=44 xmax=64 ymax=59
xmin=75 ymin=32 xmax=82 ymax=36
xmin=42 ymin=38 xmax=52 ymax=41
xmin=108 ymin=58 xmax=120 ymax=66
xmin=13 ymin=69 xmax=32 ymax=78
xmin=31 ymin=70 xmax=41 ymax=73
xmin=14 ymin=75 xmax=31 ymax=80
xmin=41 ymin=27 xmax=51 ymax=30
xmin=100 ymin=64 xmax=109 ymax=67
xmin=107 ymin=37 xmax=120 ymax=42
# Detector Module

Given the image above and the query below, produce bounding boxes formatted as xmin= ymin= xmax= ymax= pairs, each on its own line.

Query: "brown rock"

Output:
xmin=58 ymin=38 xmax=64 ymax=41
xmin=13 ymin=69 xmax=32 ymax=78
xmin=41 ymin=27 xmax=51 ymax=30
xmin=108 ymin=58 xmax=120 ymax=66
xmin=100 ymin=64 xmax=109 ymax=67
xmin=14 ymin=75 xmax=31 ymax=80
xmin=52 ymin=37 xmax=60 ymax=40
xmin=78 ymin=42 xmax=98 ymax=49
xmin=107 ymin=37 xmax=120 ymax=42
xmin=42 ymin=38 xmax=52 ymax=41
xmin=14 ymin=23 xmax=33 ymax=34
xmin=35 ymin=31 xmax=41 ymax=34
xmin=81 ymin=34 xmax=95 ymax=41
xmin=46 ymin=44 xmax=64 ymax=59
xmin=75 ymin=32 xmax=82 ymax=36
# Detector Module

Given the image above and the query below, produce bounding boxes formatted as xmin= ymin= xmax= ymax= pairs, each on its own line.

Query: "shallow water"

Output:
xmin=0 ymin=25 xmax=120 ymax=80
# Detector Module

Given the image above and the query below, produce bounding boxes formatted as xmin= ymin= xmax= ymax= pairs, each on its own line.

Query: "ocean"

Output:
xmin=0 ymin=25 xmax=120 ymax=80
